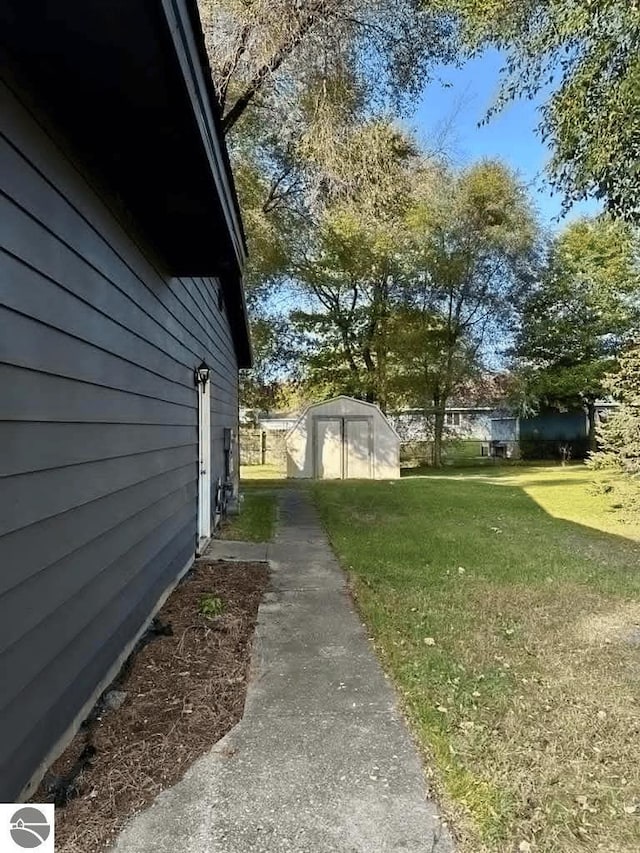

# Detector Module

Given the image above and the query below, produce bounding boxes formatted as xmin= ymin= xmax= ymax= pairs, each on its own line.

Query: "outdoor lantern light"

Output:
xmin=195 ymin=361 xmax=210 ymax=386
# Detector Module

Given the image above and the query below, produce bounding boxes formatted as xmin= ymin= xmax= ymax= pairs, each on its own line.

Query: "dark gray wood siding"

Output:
xmin=0 ymin=81 xmax=240 ymax=799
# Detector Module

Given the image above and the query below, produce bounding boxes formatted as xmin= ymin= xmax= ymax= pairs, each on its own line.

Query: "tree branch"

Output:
xmin=217 ymin=23 xmax=252 ymax=111
xmin=222 ymin=1 xmax=340 ymax=133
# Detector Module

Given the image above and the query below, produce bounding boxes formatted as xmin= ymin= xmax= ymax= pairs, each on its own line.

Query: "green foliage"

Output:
xmin=513 ymin=217 xmax=640 ymax=444
xmin=289 ymin=125 xmax=418 ymax=407
xmin=233 ymin=159 xmax=297 ymax=293
xmin=393 ymin=159 xmax=538 ymax=463
xmin=198 ymin=0 xmax=458 ymax=303
xmin=292 ymin=156 xmax=538 ymax=426
xmin=240 ymin=313 xmax=299 ymax=413
xmin=590 ymin=345 xmax=640 ymax=475
xmin=449 ymin=0 xmax=640 ymax=219
xmin=199 ymin=595 xmax=225 ymax=620
xmin=237 ymin=117 xmax=426 ymax=409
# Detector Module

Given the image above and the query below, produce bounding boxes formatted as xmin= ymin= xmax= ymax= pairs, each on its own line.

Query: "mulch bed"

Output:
xmin=33 ymin=560 xmax=269 ymax=853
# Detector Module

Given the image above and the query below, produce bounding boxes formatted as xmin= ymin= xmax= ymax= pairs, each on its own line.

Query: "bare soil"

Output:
xmin=33 ymin=560 xmax=269 ymax=853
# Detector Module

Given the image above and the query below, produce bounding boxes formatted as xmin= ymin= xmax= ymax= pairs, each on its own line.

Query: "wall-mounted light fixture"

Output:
xmin=194 ymin=361 xmax=210 ymax=386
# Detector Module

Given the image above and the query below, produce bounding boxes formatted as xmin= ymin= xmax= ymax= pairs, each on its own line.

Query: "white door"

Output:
xmin=315 ymin=418 xmax=343 ymax=479
xmin=197 ymin=374 xmax=211 ymax=541
xmin=344 ymin=418 xmax=372 ymax=478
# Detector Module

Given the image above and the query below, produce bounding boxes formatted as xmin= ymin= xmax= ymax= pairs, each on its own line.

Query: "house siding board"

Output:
xmin=0 ymin=253 xmax=195 ymax=388
xmin=0 ymin=198 xmax=237 ymax=390
xmin=1 ymin=365 xmax=199 ymax=426
xmin=1 ymin=446 xmax=197 ymax=538
xmin=0 ymin=83 xmax=239 ymax=798
xmin=0 ymin=422 xmax=197 ymax=478
xmin=0 ymin=526 xmax=195 ymax=801
xmin=0 ymin=498 xmax=196 ymax=702
xmin=0 ymin=486 xmax=193 ymax=676
xmin=0 ymin=466 xmax=196 ymax=597
xmin=1 ymin=307 xmax=198 ymax=407
xmin=0 ymin=124 xmax=237 ymax=382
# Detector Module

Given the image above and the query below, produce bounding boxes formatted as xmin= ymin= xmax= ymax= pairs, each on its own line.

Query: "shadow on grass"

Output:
xmin=313 ymin=470 xmax=640 ymax=595
xmin=311 ymin=472 xmax=640 ymax=850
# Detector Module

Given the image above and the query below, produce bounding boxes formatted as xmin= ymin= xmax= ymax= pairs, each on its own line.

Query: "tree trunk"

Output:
xmin=433 ymin=407 xmax=445 ymax=467
xmin=362 ymin=345 xmax=377 ymax=404
xmin=586 ymin=400 xmax=597 ymax=453
xmin=376 ymin=343 xmax=388 ymax=414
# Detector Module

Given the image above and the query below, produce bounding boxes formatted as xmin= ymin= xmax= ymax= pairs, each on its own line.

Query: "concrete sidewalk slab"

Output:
xmin=113 ymin=490 xmax=454 ymax=853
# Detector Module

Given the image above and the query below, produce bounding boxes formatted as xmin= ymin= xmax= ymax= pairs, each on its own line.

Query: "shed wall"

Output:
xmin=286 ymin=398 xmax=400 ymax=479
xmin=0 ymin=81 xmax=239 ymax=799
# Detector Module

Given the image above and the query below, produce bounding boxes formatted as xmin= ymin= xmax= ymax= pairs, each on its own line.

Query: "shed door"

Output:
xmin=344 ymin=418 xmax=372 ymax=479
xmin=197 ymin=374 xmax=211 ymax=541
xmin=315 ymin=418 xmax=343 ymax=479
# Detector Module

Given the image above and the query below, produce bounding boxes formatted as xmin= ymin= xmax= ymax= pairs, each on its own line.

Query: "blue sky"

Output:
xmin=410 ymin=49 xmax=601 ymax=230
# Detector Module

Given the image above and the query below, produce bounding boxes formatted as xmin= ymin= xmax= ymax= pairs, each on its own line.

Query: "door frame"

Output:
xmin=195 ymin=362 xmax=211 ymax=545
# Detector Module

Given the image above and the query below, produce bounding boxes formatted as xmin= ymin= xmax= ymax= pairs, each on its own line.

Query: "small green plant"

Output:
xmin=199 ymin=595 xmax=224 ymax=620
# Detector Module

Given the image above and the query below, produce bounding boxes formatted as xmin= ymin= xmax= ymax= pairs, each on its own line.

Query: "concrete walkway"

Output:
xmin=114 ymin=491 xmax=453 ymax=853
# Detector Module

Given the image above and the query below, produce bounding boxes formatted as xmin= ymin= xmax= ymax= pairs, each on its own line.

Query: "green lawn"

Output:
xmin=240 ymin=463 xmax=286 ymax=482
xmin=218 ymin=491 xmax=277 ymax=541
xmin=313 ymin=465 xmax=640 ymax=853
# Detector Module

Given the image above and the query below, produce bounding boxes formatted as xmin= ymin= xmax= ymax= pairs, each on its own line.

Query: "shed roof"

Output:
xmin=287 ymin=396 xmax=401 ymax=441
xmin=0 ymin=0 xmax=251 ymax=367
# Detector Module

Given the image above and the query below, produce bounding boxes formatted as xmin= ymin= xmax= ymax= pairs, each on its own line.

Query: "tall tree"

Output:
xmin=401 ymin=159 xmax=538 ymax=465
xmin=291 ymin=156 xmax=538 ymax=463
xmin=291 ymin=199 xmax=408 ymax=409
xmin=513 ymin=217 xmax=640 ymax=449
xmin=590 ymin=344 xmax=640 ymax=475
xmin=449 ymin=0 xmax=640 ymax=219
xmin=290 ymin=122 xmax=416 ymax=410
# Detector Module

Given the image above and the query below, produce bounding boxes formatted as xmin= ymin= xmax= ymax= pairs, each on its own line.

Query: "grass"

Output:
xmin=312 ymin=464 xmax=640 ymax=853
xmin=240 ymin=463 xmax=286 ymax=482
xmin=218 ymin=490 xmax=277 ymax=541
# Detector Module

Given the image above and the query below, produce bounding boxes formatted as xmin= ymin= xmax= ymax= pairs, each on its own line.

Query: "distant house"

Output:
xmin=390 ymin=405 xmax=497 ymax=444
xmin=390 ymin=400 xmax=618 ymax=462
xmin=0 ymin=1 xmax=250 ymax=800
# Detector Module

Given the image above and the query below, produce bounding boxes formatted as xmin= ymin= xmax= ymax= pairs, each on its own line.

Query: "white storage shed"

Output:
xmin=285 ymin=396 xmax=401 ymax=480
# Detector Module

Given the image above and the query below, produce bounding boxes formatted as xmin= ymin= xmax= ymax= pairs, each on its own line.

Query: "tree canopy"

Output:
xmin=449 ymin=0 xmax=640 ymax=219
xmin=393 ymin=159 xmax=538 ymax=462
xmin=512 ymin=217 xmax=640 ymax=447
xmin=200 ymin=0 xmax=455 ymax=133
xmin=289 ymin=152 xmax=538 ymax=463
xmin=198 ymin=0 xmax=459 ymax=296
